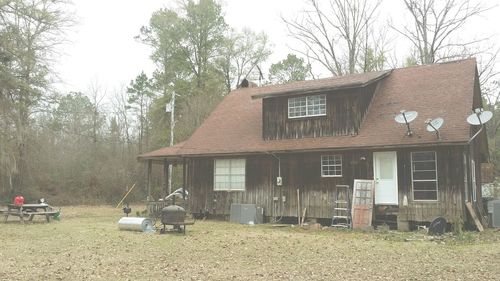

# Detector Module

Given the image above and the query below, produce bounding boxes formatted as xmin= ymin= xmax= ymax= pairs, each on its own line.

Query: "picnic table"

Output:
xmin=4 ymin=203 xmax=58 ymax=223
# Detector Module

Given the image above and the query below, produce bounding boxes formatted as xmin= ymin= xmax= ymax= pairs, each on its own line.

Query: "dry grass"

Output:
xmin=1 ymin=205 xmax=500 ymax=280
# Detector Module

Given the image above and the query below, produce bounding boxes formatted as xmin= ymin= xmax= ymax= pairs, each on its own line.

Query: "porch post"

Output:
xmin=168 ymin=164 xmax=173 ymax=195
xmin=182 ymin=158 xmax=187 ymax=203
xmin=182 ymin=158 xmax=187 ymax=190
xmin=147 ymin=159 xmax=152 ymax=201
xmin=163 ymin=159 xmax=169 ymax=196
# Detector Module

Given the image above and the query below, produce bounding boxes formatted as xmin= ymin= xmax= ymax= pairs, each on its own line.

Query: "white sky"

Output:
xmin=55 ymin=0 xmax=500 ymax=95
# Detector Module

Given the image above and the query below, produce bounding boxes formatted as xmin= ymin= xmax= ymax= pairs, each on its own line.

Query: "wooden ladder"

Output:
xmin=331 ymin=184 xmax=351 ymax=228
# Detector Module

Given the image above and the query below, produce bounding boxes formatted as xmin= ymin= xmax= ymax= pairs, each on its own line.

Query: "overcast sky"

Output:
xmin=54 ymin=0 xmax=500 ymax=95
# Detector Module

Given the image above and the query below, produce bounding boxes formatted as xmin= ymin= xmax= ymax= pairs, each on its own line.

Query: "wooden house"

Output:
xmin=139 ymin=59 xmax=489 ymax=230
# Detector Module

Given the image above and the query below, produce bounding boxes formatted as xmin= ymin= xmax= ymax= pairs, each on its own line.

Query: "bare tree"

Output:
xmin=111 ymin=85 xmax=132 ymax=152
xmin=395 ymin=0 xmax=488 ymax=64
xmin=217 ymin=28 xmax=272 ymax=92
xmin=282 ymin=0 xmax=382 ymax=76
xmin=397 ymin=0 xmax=499 ymax=109
xmin=478 ymin=49 xmax=500 ymax=102
xmin=87 ymin=80 xmax=107 ymax=145
xmin=0 ymin=0 xmax=72 ymax=194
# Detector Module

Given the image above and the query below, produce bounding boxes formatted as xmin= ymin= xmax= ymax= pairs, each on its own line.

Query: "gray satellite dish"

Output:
xmin=466 ymin=108 xmax=493 ymax=125
xmin=426 ymin=118 xmax=444 ymax=140
xmin=467 ymin=108 xmax=493 ymax=144
xmin=395 ymin=110 xmax=418 ymax=123
xmin=395 ymin=110 xmax=418 ymax=136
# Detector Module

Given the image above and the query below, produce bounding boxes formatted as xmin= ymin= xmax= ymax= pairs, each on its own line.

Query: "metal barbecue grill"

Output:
xmin=160 ymin=205 xmax=187 ymax=234
xmin=155 ymin=188 xmax=195 ymax=234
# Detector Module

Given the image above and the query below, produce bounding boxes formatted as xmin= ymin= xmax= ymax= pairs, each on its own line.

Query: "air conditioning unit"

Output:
xmin=492 ymin=200 xmax=500 ymax=228
xmin=229 ymin=203 xmax=264 ymax=224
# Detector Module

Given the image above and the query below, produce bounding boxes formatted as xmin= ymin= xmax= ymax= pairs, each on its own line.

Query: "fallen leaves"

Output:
xmin=1 ymin=206 xmax=500 ymax=280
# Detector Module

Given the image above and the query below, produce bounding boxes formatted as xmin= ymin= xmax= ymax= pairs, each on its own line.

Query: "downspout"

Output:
xmin=468 ymin=126 xmax=483 ymax=144
xmin=467 ymin=121 xmax=482 ymax=219
xmin=266 ymin=152 xmax=283 ymax=222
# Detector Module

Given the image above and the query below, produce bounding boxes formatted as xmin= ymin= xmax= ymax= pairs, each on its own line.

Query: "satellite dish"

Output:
xmin=394 ymin=110 xmax=418 ymax=136
xmin=467 ymin=108 xmax=493 ymax=144
xmin=426 ymin=118 xmax=444 ymax=140
xmin=467 ymin=108 xmax=493 ymax=125
xmin=395 ymin=110 xmax=418 ymax=124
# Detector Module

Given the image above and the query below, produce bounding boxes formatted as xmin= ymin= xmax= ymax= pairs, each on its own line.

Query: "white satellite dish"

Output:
xmin=395 ymin=110 xmax=418 ymax=136
xmin=466 ymin=108 xmax=493 ymax=125
xmin=395 ymin=110 xmax=418 ymax=124
xmin=467 ymin=108 xmax=493 ymax=144
xmin=426 ymin=118 xmax=444 ymax=139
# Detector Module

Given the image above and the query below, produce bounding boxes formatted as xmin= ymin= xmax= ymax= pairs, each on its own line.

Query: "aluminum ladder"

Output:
xmin=331 ymin=184 xmax=351 ymax=228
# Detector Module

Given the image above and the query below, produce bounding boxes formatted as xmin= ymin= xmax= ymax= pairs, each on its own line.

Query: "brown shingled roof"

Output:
xmin=138 ymin=141 xmax=186 ymax=160
xmin=251 ymin=69 xmax=391 ymax=99
xmin=140 ymin=59 xmax=478 ymax=159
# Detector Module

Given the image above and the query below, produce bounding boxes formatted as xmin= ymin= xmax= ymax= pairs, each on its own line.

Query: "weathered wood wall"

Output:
xmin=396 ymin=146 xmax=466 ymax=222
xmin=187 ymin=150 xmax=370 ymax=219
xmin=262 ymin=84 xmax=377 ymax=140
xmin=186 ymin=146 xmax=470 ymax=222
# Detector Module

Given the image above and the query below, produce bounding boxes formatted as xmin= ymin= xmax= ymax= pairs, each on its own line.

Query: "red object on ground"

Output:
xmin=14 ymin=195 xmax=24 ymax=206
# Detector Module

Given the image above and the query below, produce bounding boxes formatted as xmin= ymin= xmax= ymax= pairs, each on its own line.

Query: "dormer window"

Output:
xmin=288 ymin=94 xmax=326 ymax=118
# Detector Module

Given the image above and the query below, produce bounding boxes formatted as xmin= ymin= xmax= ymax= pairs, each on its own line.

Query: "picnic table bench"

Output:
xmin=4 ymin=203 xmax=59 ymax=224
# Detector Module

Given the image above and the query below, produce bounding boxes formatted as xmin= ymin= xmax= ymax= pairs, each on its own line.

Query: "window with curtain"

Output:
xmin=214 ymin=159 xmax=246 ymax=191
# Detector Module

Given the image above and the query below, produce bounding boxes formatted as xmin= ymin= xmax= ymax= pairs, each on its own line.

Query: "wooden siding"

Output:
xmin=396 ymin=146 xmax=466 ymax=222
xmin=187 ymin=146 xmax=470 ymax=222
xmin=186 ymin=150 xmax=372 ymax=219
xmin=262 ymin=84 xmax=377 ymax=140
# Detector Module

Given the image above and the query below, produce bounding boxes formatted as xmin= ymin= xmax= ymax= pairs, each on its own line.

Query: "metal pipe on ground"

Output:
xmin=118 ymin=217 xmax=154 ymax=232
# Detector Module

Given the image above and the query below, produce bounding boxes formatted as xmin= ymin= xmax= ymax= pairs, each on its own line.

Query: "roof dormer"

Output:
xmin=252 ymin=70 xmax=391 ymax=140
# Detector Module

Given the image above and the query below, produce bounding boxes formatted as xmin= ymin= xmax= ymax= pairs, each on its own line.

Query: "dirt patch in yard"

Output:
xmin=1 ymin=206 xmax=499 ymax=280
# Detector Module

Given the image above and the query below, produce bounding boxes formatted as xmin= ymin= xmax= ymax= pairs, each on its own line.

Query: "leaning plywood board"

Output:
xmin=351 ymin=180 xmax=375 ymax=230
xmin=465 ymin=202 xmax=484 ymax=232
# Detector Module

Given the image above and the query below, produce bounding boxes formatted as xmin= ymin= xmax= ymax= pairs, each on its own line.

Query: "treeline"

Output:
xmin=1 ymin=0 xmax=499 ymax=205
xmin=0 ymin=0 xmax=305 ymax=204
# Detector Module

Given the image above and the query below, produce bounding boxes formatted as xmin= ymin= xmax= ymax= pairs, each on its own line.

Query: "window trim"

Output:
xmin=213 ymin=158 xmax=246 ymax=192
xmin=288 ymin=94 xmax=327 ymax=119
xmin=321 ymin=154 xmax=343 ymax=178
xmin=411 ymin=151 xmax=439 ymax=202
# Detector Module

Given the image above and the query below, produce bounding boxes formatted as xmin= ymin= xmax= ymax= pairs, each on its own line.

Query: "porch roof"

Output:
xmin=138 ymin=141 xmax=186 ymax=161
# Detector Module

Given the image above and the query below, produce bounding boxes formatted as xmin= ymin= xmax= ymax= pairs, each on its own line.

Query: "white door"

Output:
xmin=373 ymin=151 xmax=398 ymax=205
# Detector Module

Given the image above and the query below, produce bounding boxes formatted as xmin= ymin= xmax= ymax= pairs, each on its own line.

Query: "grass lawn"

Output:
xmin=1 ymin=205 xmax=500 ymax=280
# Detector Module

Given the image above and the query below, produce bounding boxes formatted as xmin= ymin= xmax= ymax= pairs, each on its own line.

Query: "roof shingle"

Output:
xmin=139 ymin=59 xmax=477 ymax=159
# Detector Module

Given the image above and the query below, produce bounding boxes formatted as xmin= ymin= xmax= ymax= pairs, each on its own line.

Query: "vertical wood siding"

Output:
xmin=396 ymin=146 xmax=466 ymax=222
xmin=187 ymin=146 xmax=467 ymax=222
xmin=262 ymin=84 xmax=377 ymax=140
xmin=187 ymin=151 xmax=371 ymax=219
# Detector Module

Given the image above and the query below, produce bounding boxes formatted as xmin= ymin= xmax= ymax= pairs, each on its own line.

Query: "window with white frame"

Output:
xmin=288 ymin=94 xmax=326 ymax=118
xmin=214 ymin=159 xmax=246 ymax=191
xmin=411 ymin=151 xmax=438 ymax=201
xmin=321 ymin=155 xmax=342 ymax=177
